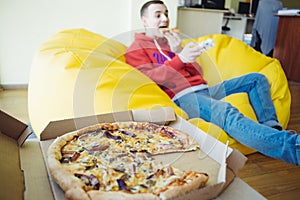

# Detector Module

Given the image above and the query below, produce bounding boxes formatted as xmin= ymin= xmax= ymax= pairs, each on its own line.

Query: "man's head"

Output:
xmin=140 ymin=1 xmax=169 ymax=38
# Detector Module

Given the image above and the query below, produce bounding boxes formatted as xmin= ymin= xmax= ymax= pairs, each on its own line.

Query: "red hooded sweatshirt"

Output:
xmin=125 ymin=33 xmax=206 ymax=99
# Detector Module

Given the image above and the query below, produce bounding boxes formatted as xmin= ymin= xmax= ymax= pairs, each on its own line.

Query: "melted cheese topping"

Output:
xmin=60 ymin=123 xmax=198 ymax=194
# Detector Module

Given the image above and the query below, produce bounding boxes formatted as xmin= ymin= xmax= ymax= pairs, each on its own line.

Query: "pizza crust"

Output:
xmin=47 ymin=135 xmax=85 ymax=193
xmin=88 ymin=191 xmax=160 ymax=200
xmin=48 ymin=157 xmax=84 ymax=192
xmin=160 ymin=27 xmax=180 ymax=34
xmin=65 ymin=187 xmax=90 ymax=200
xmin=159 ymin=171 xmax=209 ymax=199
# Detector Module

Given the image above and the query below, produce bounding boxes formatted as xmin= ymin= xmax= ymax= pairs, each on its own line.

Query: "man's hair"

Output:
xmin=140 ymin=0 xmax=164 ymax=17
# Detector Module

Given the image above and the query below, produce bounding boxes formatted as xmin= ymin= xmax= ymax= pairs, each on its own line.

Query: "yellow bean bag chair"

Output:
xmin=29 ymin=29 xmax=290 ymax=155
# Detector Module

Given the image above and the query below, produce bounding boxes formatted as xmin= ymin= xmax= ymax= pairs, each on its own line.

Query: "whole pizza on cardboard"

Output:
xmin=47 ymin=122 xmax=209 ymax=200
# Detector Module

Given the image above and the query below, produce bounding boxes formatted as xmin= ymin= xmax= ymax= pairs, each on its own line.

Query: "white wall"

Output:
xmin=0 ymin=0 xmax=178 ymax=86
xmin=0 ymin=0 xmax=129 ymax=85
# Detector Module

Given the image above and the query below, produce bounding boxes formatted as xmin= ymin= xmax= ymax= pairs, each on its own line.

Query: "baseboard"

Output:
xmin=1 ymin=84 xmax=28 ymax=90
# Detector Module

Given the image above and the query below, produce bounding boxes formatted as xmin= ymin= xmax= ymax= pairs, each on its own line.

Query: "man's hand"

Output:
xmin=164 ymin=30 xmax=182 ymax=54
xmin=178 ymin=42 xmax=204 ymax=63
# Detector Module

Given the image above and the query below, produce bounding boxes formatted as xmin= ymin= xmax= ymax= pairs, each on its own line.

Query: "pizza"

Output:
xmin=47 ymin=122 xmax=209 ymax=200
xmin=159 ymin=27 xmax=180 ymax=34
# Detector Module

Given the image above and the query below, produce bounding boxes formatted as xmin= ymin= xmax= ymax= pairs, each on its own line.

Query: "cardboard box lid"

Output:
xmin=0 ymin=109 xmax=33 ymax=200
xmin=0 ymin=110 xmax=32 ymax=146
xmin=0 ymin=133 xmax=25 ymax=200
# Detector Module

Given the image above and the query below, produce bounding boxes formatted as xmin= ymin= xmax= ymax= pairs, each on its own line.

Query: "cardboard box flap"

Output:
xmin=218 ymin=141 xmax=229 ymax=183
xmin=132 ymin=107 xmax=176 ymax=124
xmin=40 ymin=107 xmax=177 ymax=141
xmin=40 ymin=110 xmax=133 ymax=140
xmin=0 ymin=110 xmax=32 ymax=146
xmin=226 ymin=149 xmax=248 ymax=174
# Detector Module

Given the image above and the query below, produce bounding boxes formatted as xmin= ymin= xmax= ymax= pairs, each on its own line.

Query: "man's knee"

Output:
xmin=252 ymin=72 xmax=267 ymax=82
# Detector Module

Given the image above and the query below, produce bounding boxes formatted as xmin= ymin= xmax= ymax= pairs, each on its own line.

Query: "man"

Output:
xmin=125 ymin=0 xmax=300 ymax=165
xmin=250 ymin=0 xmax=283 ymax=56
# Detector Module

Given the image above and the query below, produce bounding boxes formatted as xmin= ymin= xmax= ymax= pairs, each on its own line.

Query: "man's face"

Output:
xmin=142 ymin=3 xmax=169 ymax=38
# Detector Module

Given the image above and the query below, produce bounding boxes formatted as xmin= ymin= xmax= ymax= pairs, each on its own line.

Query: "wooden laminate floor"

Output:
xmin=0 ymin=82 xmax=299 ymax=199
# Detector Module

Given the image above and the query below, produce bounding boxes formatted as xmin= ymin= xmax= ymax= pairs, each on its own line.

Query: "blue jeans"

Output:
xmin=174 ymin=73 xmax=300 ymax=165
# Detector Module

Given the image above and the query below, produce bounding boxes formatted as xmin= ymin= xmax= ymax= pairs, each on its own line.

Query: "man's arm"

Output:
xmin=125 ymin=41 xmax=204 ymax=84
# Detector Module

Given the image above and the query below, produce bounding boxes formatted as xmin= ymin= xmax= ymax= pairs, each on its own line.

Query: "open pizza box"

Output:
xmin=0 ymin=108 xmax=266 ymax=200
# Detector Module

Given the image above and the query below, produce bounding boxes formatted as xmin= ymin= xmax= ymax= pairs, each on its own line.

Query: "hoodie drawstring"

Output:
xmin=153 ymin=39 xmax=172 ymax=61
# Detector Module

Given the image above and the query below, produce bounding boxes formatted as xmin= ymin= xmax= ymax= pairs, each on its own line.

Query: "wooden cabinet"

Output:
xmin=273 ymin=15 xmax=300 ymax=82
